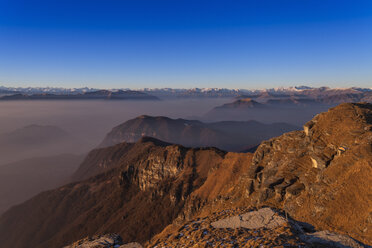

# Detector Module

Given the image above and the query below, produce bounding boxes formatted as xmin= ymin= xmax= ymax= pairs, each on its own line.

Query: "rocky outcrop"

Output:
xmin=120 ymin=243 xmax=143 ymax=248
xmin=149 ymin=207 xmax=367 ymax=248
xmin=300 ymin=231 xmax=365 ymax=248
xmin=63 ymin=234 xmax=123 ymax=248
xmin=242 ymin=103 xmax=372 ymax=244
xmin=157 ymin=103 xmax=372 ymax=245
xmin=66 ymin=208 xmax=368 ymax=248
xmin=63 ymin=234 xmax=143 ymax=248
xmin=211 ymin=207 xmax=287 ymax=229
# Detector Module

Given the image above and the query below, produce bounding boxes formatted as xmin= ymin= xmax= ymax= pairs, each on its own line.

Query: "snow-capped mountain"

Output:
xmin=0 ymin=85 xmax=371 ymax=99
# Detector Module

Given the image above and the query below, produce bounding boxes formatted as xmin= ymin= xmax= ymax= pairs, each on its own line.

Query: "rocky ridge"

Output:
xmin=68 ymin=207 xmax=367 ymax=248
xmin=148 ymin=208 xmax=366 ymax=248
xmin=64 ymin=234 xmax=143 ymax=248
xmin=239 ymin=103 xmax=372 ymax=244
xmin=0 ymin=136 xmax=252 ymax=248
xmin=0 ymin=103 xmax=371 ymax=247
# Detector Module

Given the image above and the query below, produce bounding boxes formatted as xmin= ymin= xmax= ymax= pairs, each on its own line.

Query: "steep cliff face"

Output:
xmin=0 ymin=137 xmax=251 ymax=248
xmin=71 ymin=142 xmax=134 ymax=181
xmin=243 ymin=103 xmax=372 ymax=244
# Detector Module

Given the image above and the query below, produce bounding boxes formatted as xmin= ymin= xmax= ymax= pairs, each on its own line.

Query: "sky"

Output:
xmin=0 ymin=0 xmax=371 ymax=89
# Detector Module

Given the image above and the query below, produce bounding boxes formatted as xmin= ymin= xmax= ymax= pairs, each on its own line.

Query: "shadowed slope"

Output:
xmin=0 ymin=137 xmax=252 ymax=248
xmin=100 ymin=115 xmax=298 ymax=152
xmin=238 ymin=103 xmax=372 ymax=244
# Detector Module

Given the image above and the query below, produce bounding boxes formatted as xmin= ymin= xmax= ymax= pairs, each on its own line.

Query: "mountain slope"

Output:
xmin=149 ymin=102 xmax=372 ymax=246
xmin=238 ymin=102 xmax=372 ymax=244
xmin=148 ymin=207 xmax=365 ymax=248
xmin=99 ymin=115 xmax=298 ymax=152
xmin=0 ymin=103 xmax=371 ymax=247
xmin=0 ymin=137 xmax=251 ymax=248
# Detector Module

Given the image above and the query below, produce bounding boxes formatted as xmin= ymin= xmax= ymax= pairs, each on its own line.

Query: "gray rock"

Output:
xmin=119 ymin=242 xmax=143 ymax=248
xmin=211 ymin=207 xmax=287 ymax=229
xmin=63 ymin=234 xmax=123 ymax=248
xmin=300 ymin=230 xmax=366 ymax=248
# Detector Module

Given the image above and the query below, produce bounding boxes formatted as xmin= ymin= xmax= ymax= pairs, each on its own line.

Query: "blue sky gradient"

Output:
xmin=0 ymin=0 xmax=371 ymax=89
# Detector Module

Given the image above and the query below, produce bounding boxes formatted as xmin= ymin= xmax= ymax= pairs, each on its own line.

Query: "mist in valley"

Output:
xmin=0 ymin=97 xmax=332 ymax=215
xmin=0 ymin=98 xmax=232 ymax=158
xmin=0 ymin=98 xmax=234 ymax=214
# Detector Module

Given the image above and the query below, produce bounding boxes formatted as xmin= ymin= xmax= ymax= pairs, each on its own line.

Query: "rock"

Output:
xmin=242 ymin=103 xmax=372 ymax=245
xmin=211 ymin=208 xmax=287 ymax=229
xmin=64 ymin=235 xmax=143 ymax=248
xmin=148 ymin=207 xmax=308 ymax=247
xmin=63 ymin=234 xmax=123 ymax=248
xmin=300 ymin=231 xmax=365 ymax=248
xmin=119 ymin=242 xmax=143 ymax=248
xmin=148 ymin=207 xmax=371 ymax=248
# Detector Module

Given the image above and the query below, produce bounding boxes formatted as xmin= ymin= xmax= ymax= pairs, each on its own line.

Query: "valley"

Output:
xmin=0 ymin=102 xmax=370 ymax=247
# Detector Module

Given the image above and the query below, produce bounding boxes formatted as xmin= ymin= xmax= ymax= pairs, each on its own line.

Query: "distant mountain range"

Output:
xmin=1 ymin=85 xmax=371 ymax=99
xmin=0 ymin=90 xmax=159 ymax=101
xmin=99 ymin=115 xmax=299 ymax=152
xmin=203 ymin=89 xmax=372 ymax=125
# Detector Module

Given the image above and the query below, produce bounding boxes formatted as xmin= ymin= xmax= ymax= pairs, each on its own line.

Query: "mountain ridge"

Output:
xmin=1 ymin=85 xmax=371 ymax=100
xmin=99 ymin=115 xmax=298 ymax=152
xmin=0 ymin=90 xmax=159 ymax=101
xmin=0 ymin=103 xmax=371 ymax=247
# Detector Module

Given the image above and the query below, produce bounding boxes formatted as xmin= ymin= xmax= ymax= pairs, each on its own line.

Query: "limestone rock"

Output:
xmin=63 ymin=234 xmax=123 ymax=248
xmin=300 ymin=231 xmax=365 ymax=248
xmin=211 ymin=207 xmax=287 ymax=229
xmin=119 ymin=242 xmax=143 ymax=248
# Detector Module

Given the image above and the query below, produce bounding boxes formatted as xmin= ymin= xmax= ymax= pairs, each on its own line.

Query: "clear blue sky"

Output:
xmin=0 ymin=0 xmax=371 ymax=89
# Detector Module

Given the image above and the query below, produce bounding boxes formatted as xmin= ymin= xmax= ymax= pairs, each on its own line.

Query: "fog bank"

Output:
xmin=0 ymin=98 xmax=232 ymax=159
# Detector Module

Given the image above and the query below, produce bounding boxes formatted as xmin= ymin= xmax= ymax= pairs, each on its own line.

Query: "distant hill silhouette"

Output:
xmin=204 ymin=97 xmax=333 ymax=125
xmin=0 ymin=90 xmax=159 ymax=101
xmin=99 ymin=115 xmax=299 ymax=152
